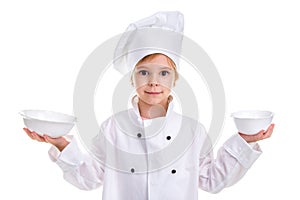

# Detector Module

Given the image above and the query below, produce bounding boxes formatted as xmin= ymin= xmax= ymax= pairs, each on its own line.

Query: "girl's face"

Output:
xmin=132 ymin=54 xmax=176 ymax=106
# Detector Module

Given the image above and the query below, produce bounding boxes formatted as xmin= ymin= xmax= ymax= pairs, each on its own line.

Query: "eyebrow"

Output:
xmin=136 ymin=65 xmax=173 ymax=71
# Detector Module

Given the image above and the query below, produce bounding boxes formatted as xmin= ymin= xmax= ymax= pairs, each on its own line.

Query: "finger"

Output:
xmin=43 ymin=135 xmax=53 ymax=144
xmin=263 ymin=124 xmax=275 ymax=139
xmin=266 ymin=124 xmax=275 ymax=132
xmin=253 ymin=130 xmax=265 ymax=141
xmin=23 ymin=127 xmax=33 ymax=135
xmin=239 ymin=129 xmax=263 ymax=142
xmin=44 ymin=135 xmax=60 ymax=145
xmin=31 ymin=132 xmax=41 ymax=141
xmin=263 ymin=124 xmax=274 ymax=135
xmin=31 ymin=132 xmax=46 ymax=142
xmin=23 ymin=128 xmax=35 ymax=139
xmin=253 ymin=130 xmax=265 ymax=142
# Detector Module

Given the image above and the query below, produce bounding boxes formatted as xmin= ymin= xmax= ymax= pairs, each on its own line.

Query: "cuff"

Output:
xmin=223 ymin=134 xmax=262 ymax=169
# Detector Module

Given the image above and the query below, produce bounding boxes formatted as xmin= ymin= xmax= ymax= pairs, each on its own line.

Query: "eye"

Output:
xmin=160 ymin=71 xmax=170 ymax=76
xmin=138 ymin=70 xmax=149 ymax=76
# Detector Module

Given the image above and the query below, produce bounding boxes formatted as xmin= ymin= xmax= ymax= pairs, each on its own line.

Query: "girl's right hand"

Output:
xmin=23 ymin=127 xmax=70 ymax=152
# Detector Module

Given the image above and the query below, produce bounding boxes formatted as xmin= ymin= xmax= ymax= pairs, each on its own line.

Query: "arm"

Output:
xmin=48 ymin=136 xmax=104 ymax=190
xmin=198 ymin=134 xmax=261 ymax=193
xmin=198 ymin=124 xmax=274 ymax=193
xmin=23 ymin=128 xmax=105 ymax=190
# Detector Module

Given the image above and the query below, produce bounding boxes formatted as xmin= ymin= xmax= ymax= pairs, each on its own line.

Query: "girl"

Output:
xmin=23 ymin=11 xmax=274 ymax=200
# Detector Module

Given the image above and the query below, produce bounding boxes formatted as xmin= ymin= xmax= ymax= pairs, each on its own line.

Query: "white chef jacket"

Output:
xmin=49 ymin=96 xmax=262 ymax=200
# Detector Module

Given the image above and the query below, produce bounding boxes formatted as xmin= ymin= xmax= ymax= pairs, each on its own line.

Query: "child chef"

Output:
xmin=23 ymin=11 xmax=275 ymax=200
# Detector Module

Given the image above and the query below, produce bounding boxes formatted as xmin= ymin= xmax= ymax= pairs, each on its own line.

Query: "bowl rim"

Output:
xmin=19 ymin=109 xmax=76 ymax=124
xmin=231 ymin=110 xmax=274 ymax=119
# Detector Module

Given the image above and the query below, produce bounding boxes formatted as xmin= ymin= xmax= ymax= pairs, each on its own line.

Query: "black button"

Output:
xmin=171 ymin=169 xmax=176 ymax=174
xmin=137 ymin=133 xmax=142 ymax=138
xmin=131 ymin=168 xmax=135 ymax=173
xmin=166 ymin=136 xmax=171 ymax=140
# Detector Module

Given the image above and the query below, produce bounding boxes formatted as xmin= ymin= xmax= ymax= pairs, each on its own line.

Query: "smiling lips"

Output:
xmin=145 ymin=91 xmax=163 ymax=95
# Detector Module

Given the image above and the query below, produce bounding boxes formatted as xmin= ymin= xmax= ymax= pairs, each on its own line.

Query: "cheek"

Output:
xmin=135 ymin=86 xmax=146 ymax=96
xmin=133 ymin=75 xmax=148 ymax=87
xmin=159 ymin=77 xmax=175 ymax=89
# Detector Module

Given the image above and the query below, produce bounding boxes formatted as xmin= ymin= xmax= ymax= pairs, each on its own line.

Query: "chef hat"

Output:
xmin=113 ymin=11 xmax=184 ymax=75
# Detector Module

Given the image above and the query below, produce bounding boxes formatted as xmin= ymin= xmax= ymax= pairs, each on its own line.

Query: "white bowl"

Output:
xmin=231 ymin=110 xmax=274 ymax=135
xmin=20 ymin=110 xmax=76 ymax=138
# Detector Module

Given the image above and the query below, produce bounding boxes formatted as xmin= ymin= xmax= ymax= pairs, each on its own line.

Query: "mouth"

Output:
xmin=145 ymin=91 xmax=163 ymax=95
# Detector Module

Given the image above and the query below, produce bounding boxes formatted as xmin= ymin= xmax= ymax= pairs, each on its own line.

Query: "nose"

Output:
xmin=148 ymin=75 xmax=159 ymax=87
xmin=149 ymin=82 xmax=159 ymax=87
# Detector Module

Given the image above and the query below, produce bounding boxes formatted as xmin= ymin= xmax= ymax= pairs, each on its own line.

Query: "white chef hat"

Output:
xmin=113 ymin=11 xmax=184 ymax=75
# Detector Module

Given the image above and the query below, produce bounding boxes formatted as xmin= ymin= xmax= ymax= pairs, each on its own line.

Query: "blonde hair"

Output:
xmin=131 ymin=53 xmax=179 ymax=86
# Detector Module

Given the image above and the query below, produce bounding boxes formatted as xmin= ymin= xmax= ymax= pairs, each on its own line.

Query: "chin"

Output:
xmin=144 ymin=99 xmax=162 ymax=105
xmin=140 ymin=96 xmax=163 ymax=105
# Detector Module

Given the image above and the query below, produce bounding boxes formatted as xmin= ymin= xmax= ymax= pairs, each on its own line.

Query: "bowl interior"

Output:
xmin=232 ymin=110 xmax=273 ymax=119
xmin=21 ymin=110 xmax=76 ymax=123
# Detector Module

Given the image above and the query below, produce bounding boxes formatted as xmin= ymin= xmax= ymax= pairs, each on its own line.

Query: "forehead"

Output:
xmin=136 ymin=54 xmax=173 ymax=68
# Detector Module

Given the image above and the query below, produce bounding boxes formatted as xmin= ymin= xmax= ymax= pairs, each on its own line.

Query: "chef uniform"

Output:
xmin=48 ymin=11 xmax=262 ymax=200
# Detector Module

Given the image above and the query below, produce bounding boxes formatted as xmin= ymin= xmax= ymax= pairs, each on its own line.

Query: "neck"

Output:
xmin=138 ymin=98 xmax=169 ymax=119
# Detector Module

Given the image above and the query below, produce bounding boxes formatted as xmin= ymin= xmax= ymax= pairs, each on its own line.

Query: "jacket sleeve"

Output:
xmin=48 ymin=136 xmax=105 ymax=190
xmin=198 ymin=133 xmax=262 ymax=193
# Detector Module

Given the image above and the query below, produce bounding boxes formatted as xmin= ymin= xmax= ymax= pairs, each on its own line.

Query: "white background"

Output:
xmin=1 ymin=0 xmax=299 ymax=199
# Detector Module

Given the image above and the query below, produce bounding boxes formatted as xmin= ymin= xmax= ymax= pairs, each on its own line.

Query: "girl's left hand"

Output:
xmin=239 ymin=124 xmax=275 ymax=143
